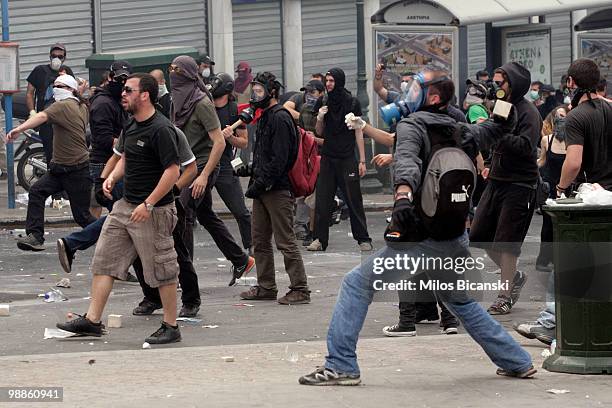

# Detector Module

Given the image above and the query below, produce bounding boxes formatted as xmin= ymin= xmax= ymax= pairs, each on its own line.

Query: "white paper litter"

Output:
xmin=541 ymin=349 xmax=552 ymax=358
xmin=202 ymin=325 xmax=219 ymax=328
xmin=142 ymin=342 xmax=151 ymax=349
xmin=56 ymin=278 xmax=71 ymax=288
xmin=176 ymin=317 xmax=203 ymax=323
xmin=578 ymin=189 xmax=612 ymax=205
xmin=547 ymin=389 xmax=570 ymax=395
xmin=44 ymin=328 xmax=78 ymax=339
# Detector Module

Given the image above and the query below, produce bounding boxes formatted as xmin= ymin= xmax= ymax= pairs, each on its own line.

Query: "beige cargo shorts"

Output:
xmin=91 ymin=198 xmax=178 ymax=288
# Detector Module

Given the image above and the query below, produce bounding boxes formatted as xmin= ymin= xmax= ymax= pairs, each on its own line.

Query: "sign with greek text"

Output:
xmin=503 ymin=27 xmax=551 ymax=84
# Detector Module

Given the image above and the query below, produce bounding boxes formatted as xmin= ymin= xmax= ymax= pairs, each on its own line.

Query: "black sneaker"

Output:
xmin=299 ymin=367 xmax=361 ymax=386
xmin=56 ymin=313 xmax=104 ymax=337
xmin=145 ymin=321 xmax=181 ymax=344
xmin=57 ymin=238 xmax=74 ymax=274
xmin=510 ymin=271 xmax=527 ymax=304
xmin=16 ymin=233 xmax=45 ymax=251
xmin=133 ymin=299 xmax=162 ymax=316
xmin=441 ymin=324 xmax=458 ymax=335
xmin=488 ymin=295 xmax=513 ymax=315
xmin=122 ymin=272 xmax=139 ymax=284
xmin=382 ymin=324 xmax=416 ymax=337
xmin=179 ymin=304 xmax=200 ymax=318
xmin=229 ymin=256 xmax=255 ymax=286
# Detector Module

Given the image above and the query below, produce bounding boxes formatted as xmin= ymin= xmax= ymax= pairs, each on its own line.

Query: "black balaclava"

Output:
xmin=324 ymin=67 xmax=353 ymax=135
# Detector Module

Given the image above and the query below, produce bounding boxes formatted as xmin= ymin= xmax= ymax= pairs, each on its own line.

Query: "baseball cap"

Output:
xmin=300 ymin=79 xmax=325 ymax=92
xmin=50 ymin=43 xmax=66 ymax=53
xmin=199 ymin=55 xmax=215 ymax=65
xmin=109 ymin=60 xmax=133 ymax=77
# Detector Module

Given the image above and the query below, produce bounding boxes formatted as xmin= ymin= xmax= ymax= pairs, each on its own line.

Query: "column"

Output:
xmin=282 ymin=0 xmax=303 ymax=90
xmin=210 ymin=0 xmax=235 ymax=75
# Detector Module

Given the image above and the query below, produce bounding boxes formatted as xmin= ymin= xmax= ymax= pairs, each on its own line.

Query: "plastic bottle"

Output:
xmin=550 ymin=339 xmax=557 ymax=354
xmin=43 ymin=288 xmax=67 ymax=303
xmin=234 ymin=276 xmax=258 ymax=286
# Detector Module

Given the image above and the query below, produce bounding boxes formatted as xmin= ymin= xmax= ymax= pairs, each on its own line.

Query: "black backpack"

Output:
xmin=416 ymin=124 xmax=477 ymax=240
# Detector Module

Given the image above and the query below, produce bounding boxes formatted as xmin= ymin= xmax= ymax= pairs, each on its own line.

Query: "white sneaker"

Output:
xmin=307 ymin=239 xmax=325 ymax=251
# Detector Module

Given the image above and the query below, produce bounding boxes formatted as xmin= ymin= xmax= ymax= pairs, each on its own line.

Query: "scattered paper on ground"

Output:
xmin=547 ymin=389 xmax=570 ymax=395
xmin=44 ymin=328 xmax=78 ymax=339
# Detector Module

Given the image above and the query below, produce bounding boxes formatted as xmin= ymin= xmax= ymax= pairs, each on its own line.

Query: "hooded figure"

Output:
xmin=234 ymin=61 xmax=253 ymax=94
xmin=170 ymin=55 xmax=211 ymax=129
xmin=488 ymin=62 xmax=542 ymax=183
xmin=323 ymin=68 xmax=357 ymax=142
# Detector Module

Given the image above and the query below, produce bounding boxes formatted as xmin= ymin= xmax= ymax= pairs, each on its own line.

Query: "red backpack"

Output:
xmin=289 ymin=126 xmax=320 ymax=198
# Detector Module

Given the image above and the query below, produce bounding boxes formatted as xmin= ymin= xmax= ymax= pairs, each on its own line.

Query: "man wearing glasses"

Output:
xmin=57 ymin=73 xmax=183 ymax=344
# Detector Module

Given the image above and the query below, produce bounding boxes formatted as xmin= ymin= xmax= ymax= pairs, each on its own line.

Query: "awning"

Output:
xmin=574 ymin=8 xmax=612 ymax=31
xmin=372 ymin=0 xmax=612 ymax=26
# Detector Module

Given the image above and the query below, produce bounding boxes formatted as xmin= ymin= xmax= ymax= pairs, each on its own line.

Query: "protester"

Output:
xmin=469 ymin=62 xmax=542 ymax=315
xmin=308 ymin=68 xmax=372 ymax=252
xmin=238 ymin=71 xmax=310 ymax=305
xmin=150 ymin=69 xmax=172 ymax=118
xmin=26 ymin=43 xmax=74 ymax=164
xmin=463 ymin=79 xmax=490 ymax=124
xmin=198 ymin=55 xmax=215 ymax=85
xmin=8 ymin=75 xmax=95 ymax=251
xmin=299 ymin=69 xmax=536 ymax=385
xmin=596 ymin=78 xmax=610 ymax=99
xmin=211 ymin=72 xmax=253 ymax=252
xmin=57 ymin=73 xmax=183 ymax=344
xmin=169 ymin=56 xmax=254 ymax=287
xmin=234 ymin=61 xmax=253 ymax=104
xmin=476 ymin=69 xmax=490 ymax=82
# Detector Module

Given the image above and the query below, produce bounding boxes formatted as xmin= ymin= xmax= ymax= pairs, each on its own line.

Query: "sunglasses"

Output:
xmin=168 ymin=65 xmax=183 ymax=74
xmin=122 ymin=86 xmax=139 ymax=94
xmin=51 ymin=54 xmax=65 ymax=60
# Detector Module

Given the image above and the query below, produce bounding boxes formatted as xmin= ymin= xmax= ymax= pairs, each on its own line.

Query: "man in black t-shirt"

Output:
xmin=558 ymin=58 xmax=612 ymax=193
xmin=26 ymin=43 xmax=75 ymax=164
xmin=58 ymin=73 xmax=183 ymax=345
xmin=308 ymin=68 xmax=372 ymax=252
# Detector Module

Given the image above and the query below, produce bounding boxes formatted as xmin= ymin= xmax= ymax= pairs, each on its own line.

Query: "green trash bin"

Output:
xmin=542 ymin=204 xmax=612 ymax=374
xmin=85 ymin=46 xmax=199 ymax=87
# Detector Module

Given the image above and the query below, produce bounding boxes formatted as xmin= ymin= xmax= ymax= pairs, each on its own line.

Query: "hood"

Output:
xmin=89 ymin=86 xmax=115 ymax=104
xmin=499 ymin=62 xmax=531 ymax=104
xmin=327 ymin=67 xmax=346 ymax=90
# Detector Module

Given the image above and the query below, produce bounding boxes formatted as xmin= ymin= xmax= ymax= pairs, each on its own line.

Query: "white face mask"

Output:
xmin=563 ymin=95 xmax=571 ymax=104
xmin=158 ymin=84 xmax=168 ymax=97
xmin=50 ymin=57 xmax=62 ymax=71
xmin=53 ymin=87 xmax=74 ymax=102
xmin=201 ymin=68 xmax=211 ymax=78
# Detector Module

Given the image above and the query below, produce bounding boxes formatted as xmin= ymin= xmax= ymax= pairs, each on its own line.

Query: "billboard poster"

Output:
xmin=373 ymin=30 xmax=454 ymax=127
xmin=503 ymin=28 xmax=551 ymax=84
xmin=579 ymin=34 xmax=612 ymax=92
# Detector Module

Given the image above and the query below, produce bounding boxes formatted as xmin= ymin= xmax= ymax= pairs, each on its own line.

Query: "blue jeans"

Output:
xmin=537 ymin=271 xmax=556 ymax=329
xmin=324 ymin=234 xmax=533 ymax=376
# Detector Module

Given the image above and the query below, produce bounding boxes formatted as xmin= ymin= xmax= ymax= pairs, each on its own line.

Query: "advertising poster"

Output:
xmin=504 ymin=28 xmax=551 ymax=84
xmin=374 ymin=31 xmax=454 ymax=127
xmin=580 ymin=35 xmax=612 ymax=92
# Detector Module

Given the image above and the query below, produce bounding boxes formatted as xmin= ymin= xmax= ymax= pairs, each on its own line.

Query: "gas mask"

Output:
xmin=379 ymin=72 xmax=447 ymax=127
xmin=107 ymin=76 xmax=127 ymax=99
xmin=489 ymin=80 xmax=507 ymax=101
xmin=50 ymin=57 xmax=63 ymax=71
xmin=249 ymin=81 xmax=273 ymax=109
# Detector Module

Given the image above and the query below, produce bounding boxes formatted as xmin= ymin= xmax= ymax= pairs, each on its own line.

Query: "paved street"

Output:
xmin=0 ymin=212 xmax=610 ymax=407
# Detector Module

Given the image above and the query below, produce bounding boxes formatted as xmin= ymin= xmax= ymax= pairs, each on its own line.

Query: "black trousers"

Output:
xmin=214 ymin=163 xmax=252 ymax=249
xmin=181 ymin=169 xmax=248 ymax=267
xmin=134 ymin=199 xmax=201 ymax=307
xmin=398 ymin=301 xmax=457 ymax=328
xmin=314 ymin=155 xmax=370 ymax=246
xmin=26 ymin=164 xmax=95 ymax=242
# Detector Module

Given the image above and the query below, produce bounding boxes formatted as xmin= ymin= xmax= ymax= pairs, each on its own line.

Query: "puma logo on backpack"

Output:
xmin=417 ymin=124 xmax=477 ymax=240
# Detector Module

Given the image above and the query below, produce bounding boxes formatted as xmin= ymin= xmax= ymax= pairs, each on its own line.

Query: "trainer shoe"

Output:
xmin=133 ymin=299 xmax=162 ymax=316
xmin=496 ymin=365 xmax=537 ymax=379
xmin=56 ymin=313 xmax=104 ymax=337
xmin=145 ymin=321 xmax=181 ymax=344
xmin=382 ymin=324 xmax=416 ymax=337
xmin=302 ymin=231 xmax=314 ymax=247
xmin=239 ymin=285 xmax=278 ymax=301
xmin=307 ymin=239 xmax=326 ymax=251
xmin=509 ymin=271 xmax=528 ymax=304
xmin=16 ymin=233 xmax=45 ymax=251
xmin=278 ymin=290 xmax=311 ymax=305
xmin=358 ymin=241 xmax=373 ymax=252
xmin=179 ymin=304 xmax=200 ymax=318
xmin=488 ymin=295 xmax=513 ymax=315
xmin=441 ymin=324 xmax=458 ymax=335
xmin=57 ymin=238 xmax=74 ymax=274
xmin=229 ymin=256 xmax=255 ymax=286
xmin=299 ymin=367 xmax=361 ymax=386
xmin=513 ymin=321 xmax=555 ymax=345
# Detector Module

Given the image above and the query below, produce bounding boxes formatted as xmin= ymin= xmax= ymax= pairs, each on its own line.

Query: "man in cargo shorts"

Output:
xmin=57 ymin=73 xmax=183 ymax=344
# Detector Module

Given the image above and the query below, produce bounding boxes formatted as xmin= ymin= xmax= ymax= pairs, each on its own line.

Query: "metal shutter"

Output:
xmin=232 ymin=0 xmax=283 ymax=80
xmin=0 ymin=0 xmax=94 ymax=86
xmin=301 ymin=0 xmax=358 ymax=93
xmin=468 ymin=23 xmax=487 ymax=78
xmin=99 ymin=0 xmax=208 ymax=53
xmin=547 ymin=12 xmax=572 ymax=87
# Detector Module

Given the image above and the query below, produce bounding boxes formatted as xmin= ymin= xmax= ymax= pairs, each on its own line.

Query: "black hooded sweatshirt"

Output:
xmin=89 ymin=87 xmax=127 ymax=164
xmin=488 ymin=62 xmax=542 ymax=184
xmin=318 ymin=68 xmax=362 ymax=159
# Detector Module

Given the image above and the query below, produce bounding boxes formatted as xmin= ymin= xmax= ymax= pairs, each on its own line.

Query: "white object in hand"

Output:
xmin=317 ymin=106 xmax=328 ymax=121
xmin=344 ymin=113 xmax=366 ymax=130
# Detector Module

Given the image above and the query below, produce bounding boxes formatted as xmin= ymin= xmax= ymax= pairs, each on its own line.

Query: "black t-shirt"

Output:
xmin=565 ymin=98 xmax=612 ymax=189
xmin=215 ymin=101 xmax=244 ymax=163
xmin=318 ymin=97 xmax=363 ymax=159
xmin=26 ymin=64 xmax=75 ymax=112
xmin=120 ymin=112 xmax=179 ymax=206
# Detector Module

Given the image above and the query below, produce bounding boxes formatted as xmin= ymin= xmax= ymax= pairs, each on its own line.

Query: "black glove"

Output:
xmin=94 ymin=177 xmax=112 ymax=208
xmin=384 ymin=198 xmax=424 ymax=242
xmin=245 ymin=179 xmax=267 ymax=199
xmin=233 ymin=163 xmax=253 ymax=178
